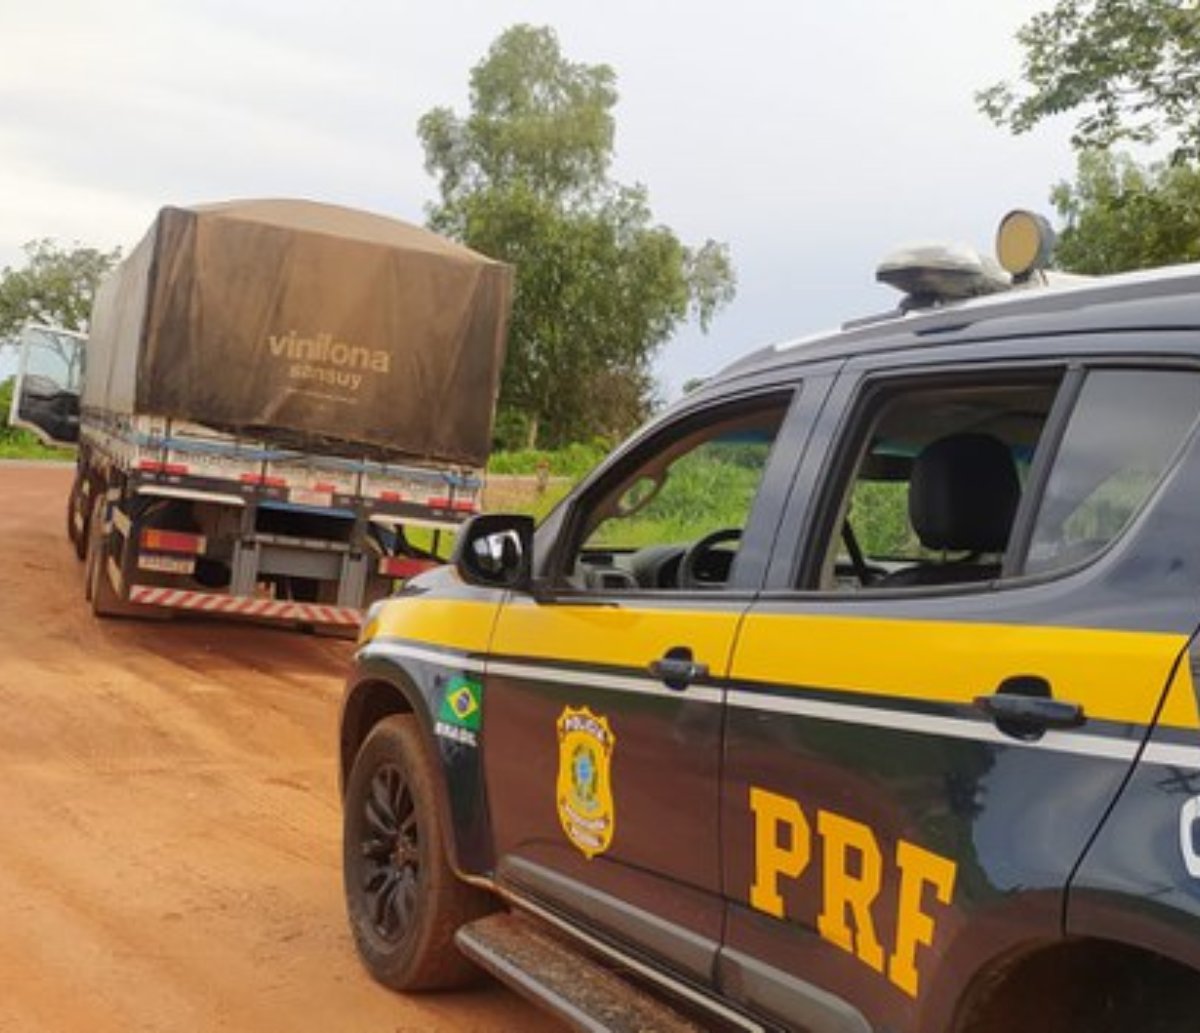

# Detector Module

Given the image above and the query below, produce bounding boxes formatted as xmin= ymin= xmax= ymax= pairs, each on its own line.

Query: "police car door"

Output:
xmin=719 ymin=354 xmax=1200 ymax=1033
xmin=480 ymin=380 xmax=826 ymax=991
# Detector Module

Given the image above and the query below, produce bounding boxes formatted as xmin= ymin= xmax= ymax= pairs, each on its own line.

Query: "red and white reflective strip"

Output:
xmin=239 ymin=473 xmax=288 ymax=488
xmin=427 ymin=496 xmax=479 ymax=513
xmin=129 ymin=586 xmax=360 ymax=626
xmin=138 ymin=459 xmax=190 ymax=476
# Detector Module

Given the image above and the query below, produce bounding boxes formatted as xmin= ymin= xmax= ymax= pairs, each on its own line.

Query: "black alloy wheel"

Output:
xmin=360 ymin=761 xmax=421 ymax=942
xmin=342 ymin=715 xmax=493 ymax=990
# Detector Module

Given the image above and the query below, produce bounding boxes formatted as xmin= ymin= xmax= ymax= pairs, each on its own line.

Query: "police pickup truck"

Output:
xmin=339 ymin=212 xmax=1200 ymax=1032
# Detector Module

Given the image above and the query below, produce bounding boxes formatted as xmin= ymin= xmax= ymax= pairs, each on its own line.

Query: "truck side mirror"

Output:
xmin=452 ymin=514 xmax=534 ymax=590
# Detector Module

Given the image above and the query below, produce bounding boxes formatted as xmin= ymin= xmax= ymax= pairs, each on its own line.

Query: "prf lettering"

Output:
xmin=749 ymin=786 xmax=957 ymax=998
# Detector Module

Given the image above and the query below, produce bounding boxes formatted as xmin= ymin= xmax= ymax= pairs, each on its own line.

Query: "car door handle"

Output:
xmin=649 ymin=647 xmax=709 ymax=691
xmin=974 ymin=675 xmax=1085 ymax=741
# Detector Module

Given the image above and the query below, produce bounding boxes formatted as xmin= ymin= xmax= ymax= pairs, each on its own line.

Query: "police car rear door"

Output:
xmin=720 ymin=346 xmax=1200 ymax=1033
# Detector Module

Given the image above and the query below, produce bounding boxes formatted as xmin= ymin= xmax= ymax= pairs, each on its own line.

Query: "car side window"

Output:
xmin=814 ymin=376 xmax=1062 ymax=592
xmin=1023 ymin=369 xmax=1200 ymax=576
xmin=563 ymin=398 xmax=789 ymax=591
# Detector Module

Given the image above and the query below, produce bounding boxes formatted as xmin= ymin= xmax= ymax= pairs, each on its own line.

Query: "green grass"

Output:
xmin=0 ymin=377 xmax=75 ymax=460
xmin=0 ymin=427 xmax=75 ymax=461
xmin=484 ymin=443 xmax=773 ymax=550
xmin=488 ymin=441 xmax=610 ymax=479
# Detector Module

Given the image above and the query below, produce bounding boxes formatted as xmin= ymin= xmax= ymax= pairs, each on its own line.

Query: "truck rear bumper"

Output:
xmin=127 ymin=584 xmax=361 ymax=627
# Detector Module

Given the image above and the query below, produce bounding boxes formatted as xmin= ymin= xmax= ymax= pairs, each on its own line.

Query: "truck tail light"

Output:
xmin=140 ymin=529 xmax=207 ymax=555
xmin=379 ymin=556 xmax=438 ymax=579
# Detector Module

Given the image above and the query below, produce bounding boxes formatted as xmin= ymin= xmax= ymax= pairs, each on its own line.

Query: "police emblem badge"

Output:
xmin=556 ymin=706 xmax=616 ymax=859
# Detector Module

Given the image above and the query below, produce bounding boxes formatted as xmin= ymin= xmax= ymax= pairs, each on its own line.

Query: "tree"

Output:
xmin=0 ymin=239 xmax=121 ymax=339
xmin=978 ymin=0 xmax=1200 ymax=159
xmin=419 ymin=25 xmax=735 ymax=449
xmin=1050 ymin=149 xmax=1200 ymax=272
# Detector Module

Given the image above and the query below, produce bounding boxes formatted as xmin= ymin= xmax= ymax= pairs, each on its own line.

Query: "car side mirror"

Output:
xmin=452 ymin=514 xmax=534 ymax=590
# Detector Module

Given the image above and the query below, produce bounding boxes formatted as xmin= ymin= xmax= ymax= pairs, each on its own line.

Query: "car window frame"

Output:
xmin=537 ymin=378 xmax=822 ymax=599
xmin=796 ymin=362 xmax=1070 ymax=597
xmin=765 ymin=346 xmax=1200 ymax=600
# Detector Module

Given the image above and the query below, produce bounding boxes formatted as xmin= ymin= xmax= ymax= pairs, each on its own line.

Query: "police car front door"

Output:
xmin=480 ymin=387 xmax=811 ymax=988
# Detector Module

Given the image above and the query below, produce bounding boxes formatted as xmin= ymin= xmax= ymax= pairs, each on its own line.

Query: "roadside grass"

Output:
xmin=487 ymin=441 xmax=610 ymax=480
xmin=0 ymin=428 xmax=74 ymax=461
xmin=0 ymin=377 xmax=75 ymax=461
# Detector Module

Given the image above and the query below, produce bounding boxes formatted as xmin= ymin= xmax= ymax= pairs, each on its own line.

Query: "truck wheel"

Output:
xmin=342 ymin=715 xmax=493 ymax=990
xmin=85 ymin=496 xmax=133 ymax=617
xmin=67 ymin=473 xmax=88 ymax=561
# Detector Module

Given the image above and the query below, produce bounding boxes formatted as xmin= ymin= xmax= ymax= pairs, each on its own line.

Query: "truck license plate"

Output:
xmin=138 ymin=554 xmax=195 ymax=575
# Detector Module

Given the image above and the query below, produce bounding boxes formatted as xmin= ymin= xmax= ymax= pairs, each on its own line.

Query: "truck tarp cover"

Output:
xmin=84 ymin=199 xmax=512 ymax=467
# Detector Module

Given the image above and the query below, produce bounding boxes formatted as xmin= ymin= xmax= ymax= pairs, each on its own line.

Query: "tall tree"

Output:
xmin=419 ymin=25 xmax=735 ymax=449
xmin=978 ymin=0 xmax=1200 ymax=159
xmin=1050 ymin=149 xmax=1200 ymax=272
xmin=0 ymin=239 xmax=121 ymax=338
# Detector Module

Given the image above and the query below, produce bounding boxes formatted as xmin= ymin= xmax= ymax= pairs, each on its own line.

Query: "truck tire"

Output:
xmin=66 ymin=474 xmax=86 ymax=561
xmin=342 ymin=714 xmax=493 ymax=990
xmin=85 ymin=495 xmax=135 ymax=618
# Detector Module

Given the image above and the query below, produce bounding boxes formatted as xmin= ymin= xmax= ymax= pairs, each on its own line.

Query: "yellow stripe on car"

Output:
xmin=365 ymin=597 xmax=1199 ymax=731
xmin=367 ymin=596 xmax=501 ymax=654
xmin=734 ymin=614 xmax=1198 ymax=730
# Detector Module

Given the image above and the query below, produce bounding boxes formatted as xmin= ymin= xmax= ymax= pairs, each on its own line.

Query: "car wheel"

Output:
xmin=343 ymin=714 xmax=492 ymax=990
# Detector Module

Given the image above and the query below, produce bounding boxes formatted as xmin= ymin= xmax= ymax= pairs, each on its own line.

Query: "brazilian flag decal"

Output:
xmin=439 ymin=676 xmax=482 ymax=732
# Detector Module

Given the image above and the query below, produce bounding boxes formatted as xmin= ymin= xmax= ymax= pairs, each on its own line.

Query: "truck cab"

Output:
xmin=7 ymin=322 xmax=85 ymax=446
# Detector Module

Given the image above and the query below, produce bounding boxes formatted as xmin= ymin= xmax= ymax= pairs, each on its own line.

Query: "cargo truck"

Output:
xmin=9 ymin=199 xmax=512 ymax=629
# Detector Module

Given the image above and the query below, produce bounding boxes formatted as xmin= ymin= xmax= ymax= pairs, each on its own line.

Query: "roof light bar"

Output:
xmin=877 ymin=244 xmax=1011 ymax=310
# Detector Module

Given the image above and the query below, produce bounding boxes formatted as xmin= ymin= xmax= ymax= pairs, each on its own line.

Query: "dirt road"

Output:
xmin=0 ymin=464 xmax=560 ymax=1033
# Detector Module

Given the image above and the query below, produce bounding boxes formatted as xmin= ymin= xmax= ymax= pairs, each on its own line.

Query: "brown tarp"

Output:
xmin=84 ymin=199 xmax=512 ymax=467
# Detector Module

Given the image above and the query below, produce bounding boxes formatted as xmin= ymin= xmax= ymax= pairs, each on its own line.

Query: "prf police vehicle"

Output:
xmin=339 ymin=213 xmax=1200 ymax=1032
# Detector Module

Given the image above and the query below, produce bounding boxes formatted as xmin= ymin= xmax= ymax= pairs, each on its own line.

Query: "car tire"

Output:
xmin=342 ymin=714 xmax=493 ymax=990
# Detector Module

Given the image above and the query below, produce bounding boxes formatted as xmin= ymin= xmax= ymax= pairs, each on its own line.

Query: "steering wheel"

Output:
xmin=679 ymin=528 xmax=742 ymax=590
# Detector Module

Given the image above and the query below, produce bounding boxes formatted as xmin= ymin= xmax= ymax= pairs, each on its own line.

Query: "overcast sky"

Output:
xmin=0 ymin=1 xmax=1077 ymax=398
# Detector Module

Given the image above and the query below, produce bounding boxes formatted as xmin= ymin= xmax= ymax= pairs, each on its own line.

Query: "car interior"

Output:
xmin=823 ymin=380 xmax=1061 ymax=591
xmin=565 ymin=404 xmax=788 ymax=591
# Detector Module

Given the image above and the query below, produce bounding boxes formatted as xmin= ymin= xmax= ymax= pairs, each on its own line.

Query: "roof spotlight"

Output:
xmin=996 ymin=210 xmax=1055 ymax=281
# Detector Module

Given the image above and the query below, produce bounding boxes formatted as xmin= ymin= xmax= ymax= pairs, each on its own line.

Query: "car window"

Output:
xmin=564 ymin=398 xmax=789 ymax=591
xmin=814 ymin=377 xmax=1061 ymax=591
xmin=18 ymin=325 xmax=85 ymax=393
xmin=1024 ymin=369 xmax=1200 ymax=576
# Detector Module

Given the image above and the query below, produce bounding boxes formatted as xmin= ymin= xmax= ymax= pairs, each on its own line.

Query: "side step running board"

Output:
xmin=455 ymin=911 xmax=706 ymax=1033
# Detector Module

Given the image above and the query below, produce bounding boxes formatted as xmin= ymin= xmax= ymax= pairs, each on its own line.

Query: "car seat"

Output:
xmin=880 ymin=432 xmax=1020 ymax=587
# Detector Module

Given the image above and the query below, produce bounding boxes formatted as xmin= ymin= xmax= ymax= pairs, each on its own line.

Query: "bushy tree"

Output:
xmin=1051 ymin=149 xmax=1200 ymax=272
xmin=419 ymin=25 xmax=735 ymax=449
xmin=0 ymin=239 xmax=120 ymax=338
xmin=978 ymin=0 xmax=1200 ymax=159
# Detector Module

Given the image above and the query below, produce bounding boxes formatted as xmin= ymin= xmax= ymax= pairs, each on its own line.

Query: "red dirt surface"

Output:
xmin=0 ymin=463 xmax=560 ymax=1033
